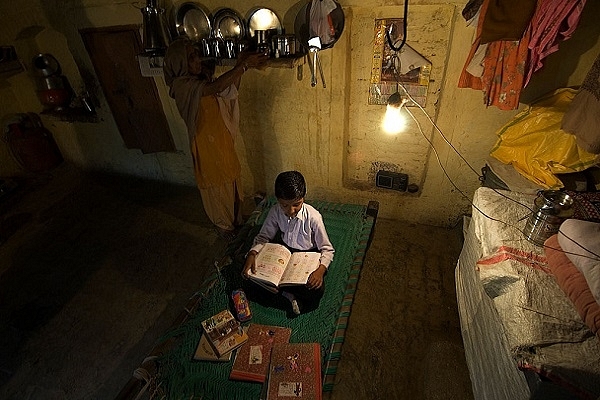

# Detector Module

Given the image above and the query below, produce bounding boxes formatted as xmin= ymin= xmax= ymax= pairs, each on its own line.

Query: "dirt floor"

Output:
xmin=0 ymin=163 xmax=473 ymax=400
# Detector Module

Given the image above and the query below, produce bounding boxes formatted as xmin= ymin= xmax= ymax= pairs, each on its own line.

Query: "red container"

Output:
xmin=36 ymin=88 xmax=71 ymax=109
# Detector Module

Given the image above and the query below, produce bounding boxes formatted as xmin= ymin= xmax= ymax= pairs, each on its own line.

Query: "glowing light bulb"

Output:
xmin=382 ymin=103 xmax=407 ymax=134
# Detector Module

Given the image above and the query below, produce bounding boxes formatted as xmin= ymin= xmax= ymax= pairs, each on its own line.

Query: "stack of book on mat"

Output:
xmin=194 ymin=309 xmax=248 ymax=361
xmin=193 ymin=310 xmax=322 ymax=399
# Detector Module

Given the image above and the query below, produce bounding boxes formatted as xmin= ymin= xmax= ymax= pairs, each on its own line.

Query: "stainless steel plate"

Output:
xmin=174 ymin=2 xmax=211 ymax=41
xmin=246 ymin=7 xmax=282 ymax=37
xmin=212 ymin=8 xmax=246 ymax=40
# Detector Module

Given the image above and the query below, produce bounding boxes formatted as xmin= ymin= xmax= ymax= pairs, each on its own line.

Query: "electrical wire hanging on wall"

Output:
xmin=395 ymin=80 xmax=599 ymax=262
xmin=382 ymin=0 xmax=533 ymax=219
xmin=381 ymin=1 xmax=597 ymax=261
xmin=385 ymin=0 xmax=408 ymax=53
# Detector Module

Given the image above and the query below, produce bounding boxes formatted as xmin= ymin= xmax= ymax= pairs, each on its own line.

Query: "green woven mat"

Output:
xmin=155 ymin=198 xmax=375 ymax=399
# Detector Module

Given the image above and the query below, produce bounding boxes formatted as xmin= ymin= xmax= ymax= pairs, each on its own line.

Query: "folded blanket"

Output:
xmin=545 ymin=234 xmax=600 ymax=335
xmin=557 ymin=219 xmax=600 ymax=304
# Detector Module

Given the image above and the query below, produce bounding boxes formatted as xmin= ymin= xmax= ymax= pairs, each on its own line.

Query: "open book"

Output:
xmin=249 ymin=243 xmax=322 ymax=293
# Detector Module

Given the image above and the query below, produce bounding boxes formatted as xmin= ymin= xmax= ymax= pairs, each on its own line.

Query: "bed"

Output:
xmin=456 ymin=186 xmax=600 ymax=400
xmin=116 ymin=197 xmax=378 ymax=400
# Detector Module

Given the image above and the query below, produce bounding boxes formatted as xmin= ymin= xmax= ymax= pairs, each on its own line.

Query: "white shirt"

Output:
xmin=250 ymin=203 xmax=335 ymax=268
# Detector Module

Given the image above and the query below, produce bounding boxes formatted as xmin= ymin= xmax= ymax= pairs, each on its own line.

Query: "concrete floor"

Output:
xmin=0 ymin=164 xmax=474 ymax=400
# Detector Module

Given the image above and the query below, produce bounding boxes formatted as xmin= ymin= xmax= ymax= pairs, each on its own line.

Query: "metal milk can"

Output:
xmin=523 ymin=190 xmax=574 ymax=246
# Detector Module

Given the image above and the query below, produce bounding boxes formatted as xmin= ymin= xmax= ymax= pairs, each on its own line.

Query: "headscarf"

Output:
xmin=163 ymin=38 xmax=240 ymax=143
xmin=163 ymin=38 xmax=204 ymax=143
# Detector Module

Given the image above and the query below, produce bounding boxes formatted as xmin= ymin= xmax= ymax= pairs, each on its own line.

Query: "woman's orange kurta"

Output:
xmin=191 ymin=95 xmax=241 ymax=189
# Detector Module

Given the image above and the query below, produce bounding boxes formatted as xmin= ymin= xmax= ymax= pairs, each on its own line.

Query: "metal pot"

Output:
xmin=523 ymin=191 xmax=574 ymax=246
xmin=255 ymin=30 xmax=268 ymax=45
xmin=201 ymin=38 xmax=212 ymax=57
xmin=210 ymin=38 xmax=224 ymax=58
xmin=141 ymin=1 xmax=170 ymax=55
xmin=294 ymin=0 xmax=345 ymax=51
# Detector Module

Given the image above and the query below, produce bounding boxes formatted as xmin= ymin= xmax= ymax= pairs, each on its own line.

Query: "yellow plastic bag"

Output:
xmin=490 ymin=88 xmax=599 ymax=189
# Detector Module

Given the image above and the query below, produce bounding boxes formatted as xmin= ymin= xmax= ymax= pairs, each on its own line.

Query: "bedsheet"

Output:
xmin=457 ymin=187 xmax=600 ymax=400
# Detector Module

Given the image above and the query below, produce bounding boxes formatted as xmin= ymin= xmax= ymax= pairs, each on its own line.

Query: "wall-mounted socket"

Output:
xmin=376 ymin=170 xmax=408 ymax=191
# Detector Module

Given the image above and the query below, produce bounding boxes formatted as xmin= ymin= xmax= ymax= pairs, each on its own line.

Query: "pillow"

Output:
xmin=544 ymin=234 xmax=600 ymax=335
xmin=557 ymin=219 xmax=600 ymax=304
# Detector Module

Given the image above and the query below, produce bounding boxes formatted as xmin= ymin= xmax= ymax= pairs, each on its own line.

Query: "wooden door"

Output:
xmin=80 ymin=26 xmax=175 ymax=154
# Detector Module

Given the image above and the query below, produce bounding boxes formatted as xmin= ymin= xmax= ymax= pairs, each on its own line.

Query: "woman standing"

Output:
xmin=163 ymin=39 xmax=268 ymax=239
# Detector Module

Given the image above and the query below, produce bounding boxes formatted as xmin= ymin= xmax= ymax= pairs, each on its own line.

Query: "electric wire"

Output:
xmin=385 ymin=0 xmax=408 ymax=53
xmin=395 ymin=76 xmax=534 ymax=213
xmin=385 ymin=0 xmax=534 ymax=217
xmin=404 ymin=106 xmax=518 ymax=227
xmin=399 ymin=84 xmax=480 ymax=177
xmin=383 ymin=0 xmax=598 ymax=261
xmin=382 ymin=3 xmax=600 ymax=277
xmin=402 ymin=86 xmax=600 ymax=262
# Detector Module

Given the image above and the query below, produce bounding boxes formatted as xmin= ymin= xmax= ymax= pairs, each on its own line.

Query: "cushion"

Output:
xmin=558 ymin=219 xmax=600 ymax=304
xmin=566 ymin=191 xmax=600 ymax=222
xmin=544 ymin=234 xmax=600 ymax=335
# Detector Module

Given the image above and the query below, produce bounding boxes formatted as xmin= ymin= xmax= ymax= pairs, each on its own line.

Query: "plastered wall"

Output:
xmin=1 ymin=0 xmax=599 ymax=226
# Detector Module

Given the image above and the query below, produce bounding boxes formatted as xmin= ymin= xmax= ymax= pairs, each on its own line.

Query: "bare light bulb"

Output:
xmin=382 ymin=93 xmax=408 ymax=134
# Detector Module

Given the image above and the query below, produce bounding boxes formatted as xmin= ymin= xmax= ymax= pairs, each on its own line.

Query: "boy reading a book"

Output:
xmin=242 ymin=171 xmax=335 ymax=314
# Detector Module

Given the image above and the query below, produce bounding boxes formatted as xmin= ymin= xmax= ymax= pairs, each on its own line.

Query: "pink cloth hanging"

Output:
xmin=524 ymin=0 xmax=587 ymax=87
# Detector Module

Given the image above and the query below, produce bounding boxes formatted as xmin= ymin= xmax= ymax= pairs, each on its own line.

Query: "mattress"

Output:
xmin=456 ymin=187 xmax=600 ymax=400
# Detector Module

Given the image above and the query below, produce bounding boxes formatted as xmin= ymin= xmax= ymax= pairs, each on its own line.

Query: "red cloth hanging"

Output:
xmin=458 ymin=0 xmax=530 ymax=110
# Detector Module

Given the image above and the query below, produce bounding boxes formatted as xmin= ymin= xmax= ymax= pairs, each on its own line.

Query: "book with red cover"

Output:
xmin=229 ymin=324 xmax=292 ymax=383
xmin=266 ymin=343 xmax=322 ymax=400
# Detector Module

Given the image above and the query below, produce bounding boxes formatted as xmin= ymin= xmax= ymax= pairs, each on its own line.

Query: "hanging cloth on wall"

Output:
xmin=479 ymin=0 xmax=537 ymax=43
xmin=459 ymin=0 xmax=589 ymax=109
xmin=524 ymin=0 xmax=587 ymax=87
xmin=458 ymin=0 xmax=530 ymax=110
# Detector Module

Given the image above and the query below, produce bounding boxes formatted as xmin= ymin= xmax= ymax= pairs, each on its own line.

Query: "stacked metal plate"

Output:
xmin=212 ymin=8 xmax=246 ymax=40
xmin=173 ymin=2 xmax=212 ymax=41
xmin=246 ymin=7 xmax=282 ymax=38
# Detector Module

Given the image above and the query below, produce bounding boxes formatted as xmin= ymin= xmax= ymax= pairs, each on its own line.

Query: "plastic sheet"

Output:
xmin=490 ymin=88 xmax=598 ymax=189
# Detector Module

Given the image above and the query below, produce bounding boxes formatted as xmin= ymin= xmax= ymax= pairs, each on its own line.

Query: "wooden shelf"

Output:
xmin=216 ymin=55 xmax=305 ymax=69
